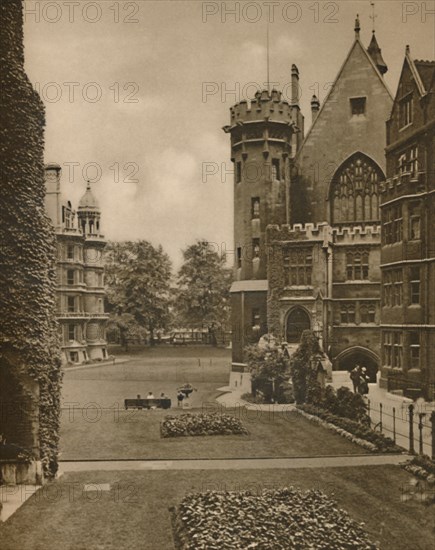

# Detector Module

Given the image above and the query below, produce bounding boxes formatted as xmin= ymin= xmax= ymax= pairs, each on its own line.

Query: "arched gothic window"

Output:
xmin=286 ymin=308 xmax=311 ymax=343
xmin=330 ymin=153 xmax=384 ymax=224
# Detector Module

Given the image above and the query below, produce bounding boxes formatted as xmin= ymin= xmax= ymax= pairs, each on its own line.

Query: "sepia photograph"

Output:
xmin=0 ymin=0 xmax=434 ymax=548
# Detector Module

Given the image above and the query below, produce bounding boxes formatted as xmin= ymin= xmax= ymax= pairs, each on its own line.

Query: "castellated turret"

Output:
xmin=223 ymin=86 xmax=302 ymax=282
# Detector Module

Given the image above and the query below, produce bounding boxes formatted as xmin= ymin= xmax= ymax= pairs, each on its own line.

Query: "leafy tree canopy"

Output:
xmin=104 ymin=241 xmax=172 ymax=342
xmin=175 ymin=240 xmax=232 ymax=330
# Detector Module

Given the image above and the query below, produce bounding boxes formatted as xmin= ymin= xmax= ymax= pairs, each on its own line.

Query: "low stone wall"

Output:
xmin=0 ymin=460 xmax=43 ymax=486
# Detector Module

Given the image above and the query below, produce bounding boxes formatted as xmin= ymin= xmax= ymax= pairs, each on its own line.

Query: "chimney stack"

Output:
xmin=291 ymin=64 xmax=300 ymax=106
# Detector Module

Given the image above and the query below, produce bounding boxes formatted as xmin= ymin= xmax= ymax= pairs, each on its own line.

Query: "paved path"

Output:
xmin=59 ymin=454 xmax=410 ymax=473
xmin=331 ymin=372 xmax=433 ymax=455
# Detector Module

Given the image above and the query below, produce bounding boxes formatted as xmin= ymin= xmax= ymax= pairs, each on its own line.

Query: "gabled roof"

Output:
xmin=295 ymin=33 xmax=393 ymax=160
xmin=390 ymin=46 xmax=435 ymax=106
xmin=399 ymin=46 xmax=426 ymax=96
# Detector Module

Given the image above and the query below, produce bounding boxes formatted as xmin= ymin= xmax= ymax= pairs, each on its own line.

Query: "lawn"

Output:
xmin=61 ymin=346 xmax=231 ymax=408
xmin=60 ymin=346 xmax=371 ymax=460
xmin=60 ymin=408 xmax=370 ymax=460
xmin=0 ymin=466 xmax=432 ymax=550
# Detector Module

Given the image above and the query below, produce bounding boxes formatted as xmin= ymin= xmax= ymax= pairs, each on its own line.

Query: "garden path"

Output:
xmin=59 ymin=453 xmax=409 ymax=472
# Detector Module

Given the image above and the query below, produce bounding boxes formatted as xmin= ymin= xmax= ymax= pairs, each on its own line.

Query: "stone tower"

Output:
xmin=77 ymin=182 xmax=108 ymax=361
xmin=223 ymin=80 xmax=303 ymax=364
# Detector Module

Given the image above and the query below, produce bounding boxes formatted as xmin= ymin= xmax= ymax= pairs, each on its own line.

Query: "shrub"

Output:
xmin=241 ymin=392 xmax=267 ymax=404
xmin=289 ymin=330 xmax=321 ymax=404
xmin=299 ymin=404 xmax=402 ymax=453
xmin=409 ymin=455 xmax=435 ymax=475
xmin=245 ymin=341 xmax=291 ymax=403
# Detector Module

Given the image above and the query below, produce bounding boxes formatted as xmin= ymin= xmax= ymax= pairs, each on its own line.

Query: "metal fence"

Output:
xmin=367 ymin=399 xmax=435 ymax=457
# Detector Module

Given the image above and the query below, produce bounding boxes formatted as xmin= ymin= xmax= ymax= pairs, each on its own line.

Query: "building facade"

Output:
xmin=379 ymin=47 xmax=435 ymax=399
xmin=226 ymin=18 xmax=394 ymax=385
xmin=45 ymin=164 xmax=109 ymax=365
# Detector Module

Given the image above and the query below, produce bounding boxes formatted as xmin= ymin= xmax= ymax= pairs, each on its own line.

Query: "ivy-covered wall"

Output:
xmin=0 ymin=0 xmax=62 ymax=479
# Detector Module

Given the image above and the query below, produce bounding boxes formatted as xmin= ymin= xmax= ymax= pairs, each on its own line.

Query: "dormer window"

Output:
xmin=350 ymin=97 xmax=366 ymax=116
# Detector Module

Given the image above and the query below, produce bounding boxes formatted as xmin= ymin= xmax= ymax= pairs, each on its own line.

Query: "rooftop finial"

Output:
xmin=355 ymin=14 xmax=361 ymax=38
xmin=266 ymin=19 xmax=270 ymax=94
xmin=370 ymin=2 xmax=377 ymax=33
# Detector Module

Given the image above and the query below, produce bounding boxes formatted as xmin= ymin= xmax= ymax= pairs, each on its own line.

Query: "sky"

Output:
xmin=23 ymin=0 xmax=434 ymax=269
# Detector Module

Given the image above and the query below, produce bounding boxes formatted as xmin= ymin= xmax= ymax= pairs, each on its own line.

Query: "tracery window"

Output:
xmin=340 ymin=304 xmax=356 ymax=324
xmin=283 ymin=248 xmax=313 ymax=286
xmin=346 ymin=250 xmax=369 ymax=280
xmin=331 ymin=154 xmax=384 ymax=224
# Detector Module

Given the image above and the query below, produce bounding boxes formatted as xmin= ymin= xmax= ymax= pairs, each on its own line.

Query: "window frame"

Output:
xmin=350 ymin=96 xmax=366 ymax=116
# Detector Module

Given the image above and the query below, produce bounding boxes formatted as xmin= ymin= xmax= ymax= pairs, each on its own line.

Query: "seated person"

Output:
xmin=147 ymin=391 xmax=155 ymax=399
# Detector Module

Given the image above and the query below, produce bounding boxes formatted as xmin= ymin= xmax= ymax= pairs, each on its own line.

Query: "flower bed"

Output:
xmin=401 ymin=455 xmax=435 ymax=484
xmin=296 ymin=405 xmax=403 ymax=453
xmin=173 ymin=488 xmax=378 ymax=549
xmin=161 ymin=413 xmax=248 ymax=438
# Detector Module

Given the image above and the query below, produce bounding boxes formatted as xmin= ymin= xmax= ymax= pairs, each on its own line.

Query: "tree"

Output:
xmin=175 ymin=240 xmax=232 ymax=334
xmin=104 ymin=241 xmax=172 ymax=345
xmin=289 ymin=330 xmax=321 ymax=404
xmin=106 ymin=313 xmax=147 ymax=350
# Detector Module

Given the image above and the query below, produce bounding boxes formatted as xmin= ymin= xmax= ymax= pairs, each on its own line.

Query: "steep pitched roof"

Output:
xmin=367 ymin=32 xmax=388 ymax=75
xmin=295 ymin=34 xmax=393 ymax=159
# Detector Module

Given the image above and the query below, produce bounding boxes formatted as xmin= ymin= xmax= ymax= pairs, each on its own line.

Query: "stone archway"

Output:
xmin=286 ymin=307 xmax=311 ymax=343
xmin=336 ymin=347 xmax=379 ymax=383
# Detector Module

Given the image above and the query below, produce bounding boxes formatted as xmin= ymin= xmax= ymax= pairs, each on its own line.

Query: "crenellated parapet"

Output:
xmin=226 ymin=89 xmax=295 ymax=127
xmin=266 ymin=222 xmax=332 ymax=245
xmin=332 ymin=224 xmax=381 ymax=245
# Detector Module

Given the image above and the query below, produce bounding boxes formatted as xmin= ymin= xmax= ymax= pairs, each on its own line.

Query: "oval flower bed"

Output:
xmin=173 ymin=488 xmax=378 ymax=549
xmin=161 ymin=413 xmax=248 ymax=438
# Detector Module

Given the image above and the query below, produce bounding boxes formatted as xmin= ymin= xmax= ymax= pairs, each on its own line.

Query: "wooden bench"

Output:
xmin=124 ymin=398 xmax=171 ymax=410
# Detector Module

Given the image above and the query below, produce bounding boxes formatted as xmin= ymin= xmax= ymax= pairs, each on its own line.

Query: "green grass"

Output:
xmin=61 ymin=346 xmax=231 ymax=409
xmin=0 ymin=466 xmax=432 ymax=550
xmin=60 ymin=347 xmax=368 ymax=460
xmin=60 ymin=408 xmax=369 ymax=460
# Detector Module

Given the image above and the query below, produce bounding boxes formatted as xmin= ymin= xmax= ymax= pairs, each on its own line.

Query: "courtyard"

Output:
xmin=1 ymin=346 xmax=433 ymax=549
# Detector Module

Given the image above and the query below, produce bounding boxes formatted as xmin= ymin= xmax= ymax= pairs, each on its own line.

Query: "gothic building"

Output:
xmin=45 ymin=164 xmax=109 ymax=365
xmin=226 ymin=18 xmax=394 ymax=385
xmin=380 ymin=47 xmax=435 ymax=399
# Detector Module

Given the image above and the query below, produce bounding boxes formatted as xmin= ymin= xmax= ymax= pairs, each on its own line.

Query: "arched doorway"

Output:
xmin=337 ymin=348 xmax=379 ymax=383
xmin=286 ymin=308 xmax=311 ymax=343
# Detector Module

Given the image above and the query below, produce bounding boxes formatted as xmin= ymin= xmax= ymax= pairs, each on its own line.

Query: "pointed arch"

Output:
xmin=285 ymin=307 xmax=311 ymax=343
xmin=335 ymin=346 xmax=380 ymax=382
xmin=329 ymin=152 xmax=385 ymax=225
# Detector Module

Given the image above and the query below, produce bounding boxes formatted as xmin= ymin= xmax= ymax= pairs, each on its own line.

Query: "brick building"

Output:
xmin=45 ymin=164 xmax=109 ymax=365
xmin=226 ymin=18 xmax=394 ymax=384
xmin=379 ymin=47 xmax=435 ymax=399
